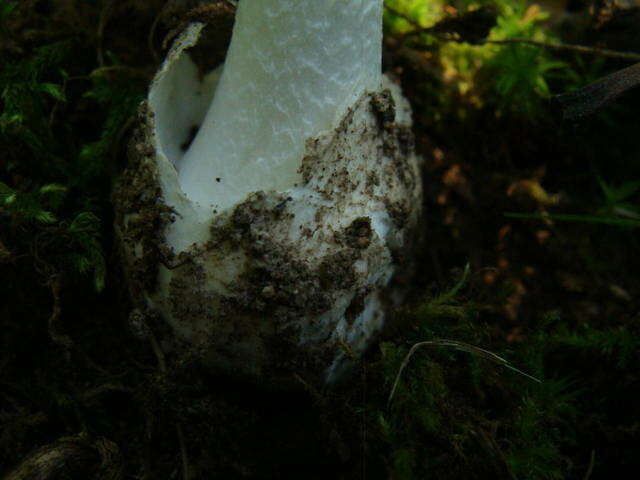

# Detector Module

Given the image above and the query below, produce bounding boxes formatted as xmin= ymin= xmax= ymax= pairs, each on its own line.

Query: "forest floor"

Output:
xmin=1 ymin=1 xmax=640 ymax=479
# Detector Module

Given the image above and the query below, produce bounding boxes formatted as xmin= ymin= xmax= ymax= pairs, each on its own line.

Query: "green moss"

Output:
xmin=365 ymin=261 xmax=640 ymax=478
xmin=0 ymin=2 xmax=145 ymax=292
xmin=362 ymin=269 xmax=570 ymax=479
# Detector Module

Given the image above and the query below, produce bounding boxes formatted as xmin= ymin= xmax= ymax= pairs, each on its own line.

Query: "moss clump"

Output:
xmin=360 ymin=267 xmax=638 ymax=480
xmin=0 ymin=1 xmax=147 ymax=294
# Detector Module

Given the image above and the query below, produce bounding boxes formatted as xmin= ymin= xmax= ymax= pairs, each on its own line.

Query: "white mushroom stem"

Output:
xmin=177 ymin=0 xmax=383 ymax=215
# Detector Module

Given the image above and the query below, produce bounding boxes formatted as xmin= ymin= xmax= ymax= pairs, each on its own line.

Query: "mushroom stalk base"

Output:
xmin=114 ymin=23 xmax=422 ymax=388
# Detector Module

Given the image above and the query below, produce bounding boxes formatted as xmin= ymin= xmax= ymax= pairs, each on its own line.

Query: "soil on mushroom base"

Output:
xmin=114 ymin=84 xmax=422 ymax=388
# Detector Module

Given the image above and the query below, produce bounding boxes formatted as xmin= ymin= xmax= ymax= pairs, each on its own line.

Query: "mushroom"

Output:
xmin=114 ymin=0 xmax=423 ymax=387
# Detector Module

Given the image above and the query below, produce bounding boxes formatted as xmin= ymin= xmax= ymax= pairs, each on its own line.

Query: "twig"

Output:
xmin=147 ymin=328 xmax=191 ymax=480
xmin=473 ymin=426 xmax=517 ymax=480
xmin=483 ymin=38 xmax=640 ymax=63
xmin=554 ymin=62 xmax=640 ymax=120
xmin=385 ymin=4 xmax=640 ymax=63
xmin=583 ymin=450 xmax=596 ymax=480
xmin=388 ymin=339 xmax=540 ymax=407
xmin=47 ymin=275 xmax=73 ymax=350
xmin=148 ymin=11 xmax=161 ymax=61
xmin=176 ymin=424 xmax=191 ymax=480
xmin=384 ymin=4 xmax=450 ymax=43
xmin=430 ymin=263 xmax=470 ymax=307
xmin=384 ymin=4 xmax=422 ymax=29
xmin=110 ymin=114 xmax=137 ymax=174
xmin=97 ymin=0 xmax=116 ymax=68
xmin=6 ymin=434 xmax=123 ymax=480
xmin=89 ymin=65 xmax=150 ymax=78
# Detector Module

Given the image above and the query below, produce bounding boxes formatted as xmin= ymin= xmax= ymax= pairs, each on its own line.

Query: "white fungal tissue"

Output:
xmin=114 ymin=0 xmax=423 ymax=387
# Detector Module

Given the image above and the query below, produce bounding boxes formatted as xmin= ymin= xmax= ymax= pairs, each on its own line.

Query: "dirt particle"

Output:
xmin=371 ymin=89 xmax=396 ymax=129
xmin=343 ymin=217 xmax=372 ymax=250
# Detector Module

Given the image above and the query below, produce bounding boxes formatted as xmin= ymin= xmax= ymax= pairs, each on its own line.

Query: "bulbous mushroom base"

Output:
xmin=113 ymin=23 xmax=423 ymax=389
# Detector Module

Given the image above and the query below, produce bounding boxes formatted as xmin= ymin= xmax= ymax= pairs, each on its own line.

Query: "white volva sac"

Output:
xmin=115 ymin=0 xmax=423 ymax=387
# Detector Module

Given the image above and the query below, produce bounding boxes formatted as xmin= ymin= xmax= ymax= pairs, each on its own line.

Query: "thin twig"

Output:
xmin=385 ymin=4 xmax=640 ymax=63
xmin=554 ymin=61 xmax=640 ymax=120
xmin=385 ymin=4 xmax=449 ymax=43
xmin=97 ymin=0 xmax=116 ymax=68
xmin=483 ymin=38 xmax=640 ymax=63
xmin=148 ymin=11 xmax=161 ymax=61
xmin=176 ymin=424 xmax=191 ymax=480
xmin=47 ymin=275 xmax=73 ymax=350
xmin=583 ymin=450 xmax=596 ymax=480
xmin=473 ymin=426 xmax=517 ymax=480
xmin=384 ymin=4 xmax=422 ymax=29
xmin=147 ymin=328 xmax=191 ymax=480
xmin=110 ymin=115 xmax=137 ymax=174
xmin=430 ymin=263 xmax=470 ymax=307
xmin=388 ymin=339 xmax=540 ymax=407
xmin=90 ymin=65 xmax=150 ymax=78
